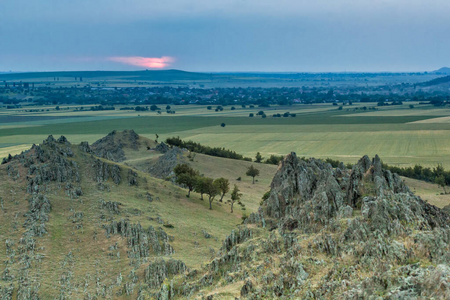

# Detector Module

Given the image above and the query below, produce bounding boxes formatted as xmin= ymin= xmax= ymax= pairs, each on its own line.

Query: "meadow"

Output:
xmin=1 ymin=102 xmax=450 ymax=168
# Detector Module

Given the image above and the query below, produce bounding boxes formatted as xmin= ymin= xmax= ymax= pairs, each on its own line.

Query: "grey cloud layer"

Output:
xmin=1 ymin=1 xmax=449 ymax=71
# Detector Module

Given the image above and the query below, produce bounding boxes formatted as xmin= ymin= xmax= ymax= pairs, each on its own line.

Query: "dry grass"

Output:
xmin=402 ymin=177 xmax=450 ymax=208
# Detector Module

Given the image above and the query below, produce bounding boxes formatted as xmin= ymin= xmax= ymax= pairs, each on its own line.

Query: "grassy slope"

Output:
xmin=403 ymin=177 xmax=450 ymax=208
xmin=0 ymin=135 xmax=448 ymax=298
xmin=0 ymin=143 xmax=256 ymax=298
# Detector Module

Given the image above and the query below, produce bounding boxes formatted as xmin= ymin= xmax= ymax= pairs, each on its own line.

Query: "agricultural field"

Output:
xmin=1 ymin=102 xmax=450 ymax=168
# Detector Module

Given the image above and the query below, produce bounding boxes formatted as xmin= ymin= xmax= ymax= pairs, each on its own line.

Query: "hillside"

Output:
xmin=91 ymin=129 xmax=157 ymax=162
xmin=0 ymin=131 xmax=449 ymax=299
xmin=164 ymin=154 xmax=449 ymax=299
xmin=419 ymin=74 xmax=450 ymax=86
xmin=433 ymin=67 xmax=450 ymax=75
xmin=0 ymin=134 xmax=258 ymax=299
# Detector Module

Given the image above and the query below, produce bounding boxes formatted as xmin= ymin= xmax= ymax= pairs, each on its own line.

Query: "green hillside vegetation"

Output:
xmin=0 ymin=134 xmax=272 ymax=298
xmin=0 ymin=130 xmax=448 ymax=299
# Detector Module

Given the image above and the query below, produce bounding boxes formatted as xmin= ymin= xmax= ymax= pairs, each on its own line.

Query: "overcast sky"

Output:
xmin=1 ymin=0 xmax=449 ymax=72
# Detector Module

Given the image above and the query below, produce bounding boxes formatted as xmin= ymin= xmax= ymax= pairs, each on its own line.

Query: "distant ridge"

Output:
xmin=0 ymin=69 xmax=215 ymax=81
xmin=433 ymin=67 xmax=450 ymax=74
xmin=419 ymin=74 xmax=450 ymax=86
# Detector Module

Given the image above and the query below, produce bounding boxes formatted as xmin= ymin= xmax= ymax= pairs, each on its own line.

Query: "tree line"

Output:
xmin=174 ymin=164 xmax=244 ymax=212
xmin=383 ymin=163 xmax=450 ymax=193
xmin=167 ymin=137 xmax=449 ymax=191
xmin=166 ymin=137 xmax=252 ymax=161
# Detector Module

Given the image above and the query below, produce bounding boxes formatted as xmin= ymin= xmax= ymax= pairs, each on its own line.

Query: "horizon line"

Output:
xmin=0 ymin=68 xmax=447 ymax=74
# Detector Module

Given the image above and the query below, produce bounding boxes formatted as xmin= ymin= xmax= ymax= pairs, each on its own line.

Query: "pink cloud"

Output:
xmin=108 ymin=56 xmax=175 ymax=69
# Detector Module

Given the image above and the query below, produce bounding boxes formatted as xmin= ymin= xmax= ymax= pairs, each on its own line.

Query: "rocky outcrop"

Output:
xmin=91 ymin=130 xmax=140 ymax=162
xmin=24 ymin=194 xmax=52 ymax=237
xmin=155 ymin=142 xmax=170 ymax=153
xmin=144 ymin=259 xmax=187 ymax=289
xmin=104 ymin=219 xmax=174 ymax=261
xmin=127 ymin=169 xmax=138 ymax=186
xmin=221 ymin=227 xmax=253 ymax=252
xmin=79 ymin=141 xmax=92 ymax=153
xmin=100 ymin=200 xmax=121 ymax=214
xmin=262 ymin=153 xmax=447 ymax=232
xmin=170 ymin=154 xmax=449 ymax=299
xmin=92 ymin=159 xmax=121 ymax=184
xmin=148 ymin=147 xmax=186 ymax=179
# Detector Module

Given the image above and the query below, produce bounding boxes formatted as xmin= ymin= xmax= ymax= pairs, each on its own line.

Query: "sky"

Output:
xmin=1 ymin=0 xmax=449 ymax=72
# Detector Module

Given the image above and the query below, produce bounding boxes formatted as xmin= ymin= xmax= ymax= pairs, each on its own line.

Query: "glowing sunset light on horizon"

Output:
xmin=108 ymin=56 xmax=175 ymax=69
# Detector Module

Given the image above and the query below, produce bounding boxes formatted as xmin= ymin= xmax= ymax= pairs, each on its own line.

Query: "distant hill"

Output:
xmin=419 ymin=74 xmax=450 ymax=86
xmin=0 ymin=69 xmax=217 ymax=81
xmin=433 ymin=67 xmax=450 ymax=74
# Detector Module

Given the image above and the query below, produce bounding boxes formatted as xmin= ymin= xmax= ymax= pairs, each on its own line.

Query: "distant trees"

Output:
xmin=174 ymin=164 xmax=235 ymax=210
xmin=221 ymin=123 xmax=226 ymax=127
xmin=229 ymin=184 xmax=242 ymax=213
xmin=214 ymin=178 xmax=230 ymax=202
xmin=194 ymin=176 xmax=208 ymax=200
xmin=265 ymin=154 xmax=284 ymax=165
xmin=135 ymin=106 xmax=149 ymax=111
xmin=435 ymin=175 xmax=447 ymax=194
xmin=255 ymin=152 xmax=263 ymax=163
xmin=246 ymin=165 xmax=260 ymax=184
xmin=150 ymin=105 xmax=161 ymax=111
xmin=174 ymin=164 xmax=199 ymax=197
xmin=249 ymin=113 xmax=254 ymax=117
xmin=166 ymin=137 xmax=251 ymax=161
xmin=383 ymin=162 xmax=450 ymax=187
xmin=205 ymin=178 xmax=220 ymax=209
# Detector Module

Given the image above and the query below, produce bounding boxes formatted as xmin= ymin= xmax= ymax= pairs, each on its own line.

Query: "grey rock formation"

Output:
xmin=155 ymin=142 xmax=170 ymax=153
xmin=171 ymin=154 xmax=449 ymax=299
xmin=148 ymin=147 xmax=186 ymax=179
xmin=104 ymin=219 xmax=174 ymax=260
xmin=91 ymin=129 xmax=140 ymax=162
xmin=144 ymin=259 xmax=187 ymax=289
xmin=127 ymin=169 xmax=138 ymax=186
xmin=261 ymin=153 xmax=447 ymax=233
xmin=92 ymin=159 xmax=121 ymax=184
xmin=100 ymin=200 xmax=122 ymax=214
xmin=79 ymin=141 xmax=92 ymax=153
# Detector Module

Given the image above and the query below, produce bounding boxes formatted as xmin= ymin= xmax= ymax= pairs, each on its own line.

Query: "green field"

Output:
xmin=1 ymin=103 xmax=450 ymax=168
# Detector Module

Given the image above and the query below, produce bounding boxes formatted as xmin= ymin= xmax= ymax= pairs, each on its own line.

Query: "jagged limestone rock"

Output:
xmin=155 ymin=142 xmax=170 ymax=153
xmin=79 ymin=141 xmax=92 ymax=153
xmin=144 ymin=259 xmax=187 ymax=289
xmin=148 ymin=147 xmax=186 ymax=179
xmin=221 ymin=227 xmax=253 ymax=252
xmin=91 ymin=129 xmax=140 ymax=162
xmin=100 ymin=200 xmax=121 ymax=214
xmin=24 ymin=194 xmax=51 ymax=237
xmin=92 ymin=159 xmax=121 ymax=184
xmin=168 ymin=154 xmax=449 ymax=299
xmin=127 ymin=169 xmax=138 ymax=186
xmin=104 ymin=219 xmax=174 ymax=260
